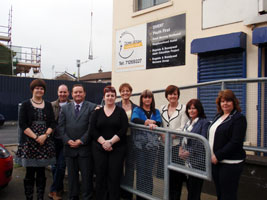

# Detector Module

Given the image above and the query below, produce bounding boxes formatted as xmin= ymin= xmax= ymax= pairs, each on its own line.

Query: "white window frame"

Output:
xmin=133 ymin=0 xmax=173 ymax=16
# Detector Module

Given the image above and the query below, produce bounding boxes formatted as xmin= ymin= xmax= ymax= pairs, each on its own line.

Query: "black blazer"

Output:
xmin=208 ymin=110 xmax=247 ymax=161
xmin=115 ymin=100 xmax=138 ymax=118
xmin=190 ymin=118 xmax=210 ymax=138
xmin=19 ymin=99 xmax=56 ymax=144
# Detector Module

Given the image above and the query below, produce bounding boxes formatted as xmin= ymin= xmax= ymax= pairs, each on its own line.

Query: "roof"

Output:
xmin=55 ymin=71 xmax=77 ymax=80
xmin=80 ymin=71 xmax=111 ymax=81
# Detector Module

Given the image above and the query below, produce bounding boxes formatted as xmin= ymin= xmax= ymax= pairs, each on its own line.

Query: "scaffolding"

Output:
xmin=0 ymin=7 xmax=41 ymax=76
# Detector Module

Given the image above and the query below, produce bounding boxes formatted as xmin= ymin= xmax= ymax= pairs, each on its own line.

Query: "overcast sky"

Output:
xmin=0 ymin=0 xmax=113 ymax=79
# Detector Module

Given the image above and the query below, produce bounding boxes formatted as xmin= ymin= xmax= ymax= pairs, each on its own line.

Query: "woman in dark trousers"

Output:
xmin=16 ymin=79 xmax=56 ymax=200
xmin=116 ymin=83 xmax=137 ymax=200
xmin=131 ymin=89 xmax=161 ymax=200
xmin=179 ymin=99 xmax=210 ymax=200
xmin=208 ymin=89 xmax=247 ymax=200
xmin=159 ymin=85 xmax=188 ymax=200
xmin=91 ymin=86 xmax=128 ymax=200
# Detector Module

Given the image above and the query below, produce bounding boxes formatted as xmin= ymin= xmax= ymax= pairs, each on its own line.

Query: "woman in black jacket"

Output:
xmin=208 ymin=89 xmax=247 ymax=200
xmin=16 ymin=79 xmax=56 ymax=200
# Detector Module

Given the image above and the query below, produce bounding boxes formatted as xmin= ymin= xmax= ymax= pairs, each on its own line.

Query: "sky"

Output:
xmin=0 ymin=0 xmax=113 ymax=79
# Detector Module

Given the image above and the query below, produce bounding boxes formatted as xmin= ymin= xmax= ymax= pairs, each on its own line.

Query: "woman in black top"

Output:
xmin=208 ymin=89 xmax=247 ymax=200
xmin=91 ymin=86 xmax=128 ymax=200
xmin=16 ymin=79 xmax=56 ymax=200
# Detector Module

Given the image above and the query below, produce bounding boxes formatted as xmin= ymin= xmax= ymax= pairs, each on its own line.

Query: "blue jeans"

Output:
xmin=50 ymin=138 xmax=66 ymax=193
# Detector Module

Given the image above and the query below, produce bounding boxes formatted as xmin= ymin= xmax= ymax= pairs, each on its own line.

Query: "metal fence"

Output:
xmin=0 ymin=75 xmax=109 ymax=120
xmin=121 ymin=122 xmax=211 ymax=200
xmin=121 ymin=78 xmax=267 ymax=154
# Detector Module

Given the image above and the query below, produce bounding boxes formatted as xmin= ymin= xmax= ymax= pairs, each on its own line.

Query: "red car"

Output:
xmin=0 ymin=144 xmax=13 ymax=188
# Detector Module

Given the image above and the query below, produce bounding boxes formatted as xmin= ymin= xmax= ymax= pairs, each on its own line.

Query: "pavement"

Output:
xmin=0 ymin=163 xmax=216 ymax=200
xmin=1 ymin=157 xmax=216 ymax=200
xmin=0 ymin=122 xmax=19 ymax=145
xmin=0 ymin=145 xmax=68 ymax=200
xmin=0 ymin=165 xmax=69 ymax=200
xmin=1 ymin=123 xmax=217 ymax=200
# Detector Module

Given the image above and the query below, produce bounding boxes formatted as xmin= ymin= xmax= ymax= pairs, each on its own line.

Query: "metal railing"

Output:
xmin=120 ymin=77 xmax=267 ymax=154
xmin=11 ymin=45 xmax=41 ymax=65
xmin=121 ymin=122 xmax=211 ymax=200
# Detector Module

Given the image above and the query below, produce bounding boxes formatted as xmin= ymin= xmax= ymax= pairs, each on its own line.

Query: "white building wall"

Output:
xmin=113 ymin=0 xmax=267 ymax=146
xmin=112 ymin=0 xmax=266 ymax=93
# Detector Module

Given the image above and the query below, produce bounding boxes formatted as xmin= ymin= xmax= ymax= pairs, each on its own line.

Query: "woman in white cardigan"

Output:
xmin=159 ymin=85 xmax=188 ymax=200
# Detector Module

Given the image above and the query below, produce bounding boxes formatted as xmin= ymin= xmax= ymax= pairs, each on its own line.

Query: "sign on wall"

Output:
xmin=115 ymin=14 xmax=185 ymax=72
xmin=115 ymin=24 xmax=147 ymax=72
xmin=147 ymin=14 xmax=185 ymax=69
xmin=202 ymin=0 xmax=258 ymax=29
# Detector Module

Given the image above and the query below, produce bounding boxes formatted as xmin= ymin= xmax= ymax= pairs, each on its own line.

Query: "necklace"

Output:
xmin=31 ymin=98 xmax=43 ymax=105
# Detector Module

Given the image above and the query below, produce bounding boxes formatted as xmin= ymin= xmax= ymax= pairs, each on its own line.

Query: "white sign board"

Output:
xmin=202 ymin=0 xmax=258 ymax=29
xmin=115 ymin=24 xmax=147 ymax=72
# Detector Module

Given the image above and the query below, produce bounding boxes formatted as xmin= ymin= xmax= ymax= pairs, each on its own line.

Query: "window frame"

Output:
xmin=133 ymin=0 xmax=173 ymax=16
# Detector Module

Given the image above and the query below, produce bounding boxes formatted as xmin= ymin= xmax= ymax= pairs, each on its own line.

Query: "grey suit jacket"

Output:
xmin=58 ymin=101 xmax=96 ymax=157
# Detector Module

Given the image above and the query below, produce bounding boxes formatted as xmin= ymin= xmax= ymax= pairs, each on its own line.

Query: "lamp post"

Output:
xmin=76 ymin=59 xmax=80 ymax=81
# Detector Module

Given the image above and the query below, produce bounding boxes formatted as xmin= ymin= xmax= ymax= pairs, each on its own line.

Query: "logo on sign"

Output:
xmin=118 ymin=31 xmax=143 ymax=59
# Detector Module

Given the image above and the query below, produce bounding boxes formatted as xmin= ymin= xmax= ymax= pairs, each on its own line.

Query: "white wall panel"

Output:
xmin=202 ymin=0 xmax=258 ymax=29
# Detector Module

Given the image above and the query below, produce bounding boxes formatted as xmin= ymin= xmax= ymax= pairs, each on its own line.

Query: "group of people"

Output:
xmin=15 ymin=78 xmax=247 ymax=200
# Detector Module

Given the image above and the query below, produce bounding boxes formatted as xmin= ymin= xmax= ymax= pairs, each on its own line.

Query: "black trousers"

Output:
xmin=65 ymin=155 xmax=94 ymax=200
xmin=121 ymin=136 xmax=135 ymax=200
xmin=187 ymin=175 xmax=204 ymax=200
xmin=169 ymin=170 xmax=203 ymax=200
xmin=92 ymin=142 xmax=126 ymax=200
xmin=25 ymin=167 xmax=46 ymax=180
xmin=169 ymin=170 xmax=186 ymax=200
xmin=212 ymin=162 xmax=244 ymax=200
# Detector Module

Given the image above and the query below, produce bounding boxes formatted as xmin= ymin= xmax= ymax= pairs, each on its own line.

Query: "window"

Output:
xmin=137 ymin=0 xmax=169 ymax=11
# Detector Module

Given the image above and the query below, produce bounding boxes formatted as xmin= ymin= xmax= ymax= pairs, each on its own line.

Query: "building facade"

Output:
xmin=112 ymin=0 xmax=267 ymax=147
xmin=113 ymin=0 xmax=267 ymax=91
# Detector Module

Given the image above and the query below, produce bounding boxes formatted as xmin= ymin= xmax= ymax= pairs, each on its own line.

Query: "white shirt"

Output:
xmin=74 ymin=101 xmax=83 ymax=111
xmin=209 ymin=117 xmax=223 ymax=156
xmin=59 ymin=102 xmax=68 ymax=107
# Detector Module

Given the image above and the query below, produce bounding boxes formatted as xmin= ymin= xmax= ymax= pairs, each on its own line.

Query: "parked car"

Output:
xmin=0 ymin=144 xmax=13 ymax=188
xmin=0 ymin=114 xmax=5 ymax=126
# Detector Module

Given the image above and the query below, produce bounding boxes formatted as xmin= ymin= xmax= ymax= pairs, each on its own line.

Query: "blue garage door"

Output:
xmin=198 ymin=50 xmax=246 ymax=121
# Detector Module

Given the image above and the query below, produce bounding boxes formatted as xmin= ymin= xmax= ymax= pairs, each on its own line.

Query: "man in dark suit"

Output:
xmin=58 ymin=84 xmax=96 ymax=200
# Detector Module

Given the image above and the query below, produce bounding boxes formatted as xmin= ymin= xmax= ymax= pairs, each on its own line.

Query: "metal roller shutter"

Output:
xmin=198 ymin=50 xmax=246 ymax=121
